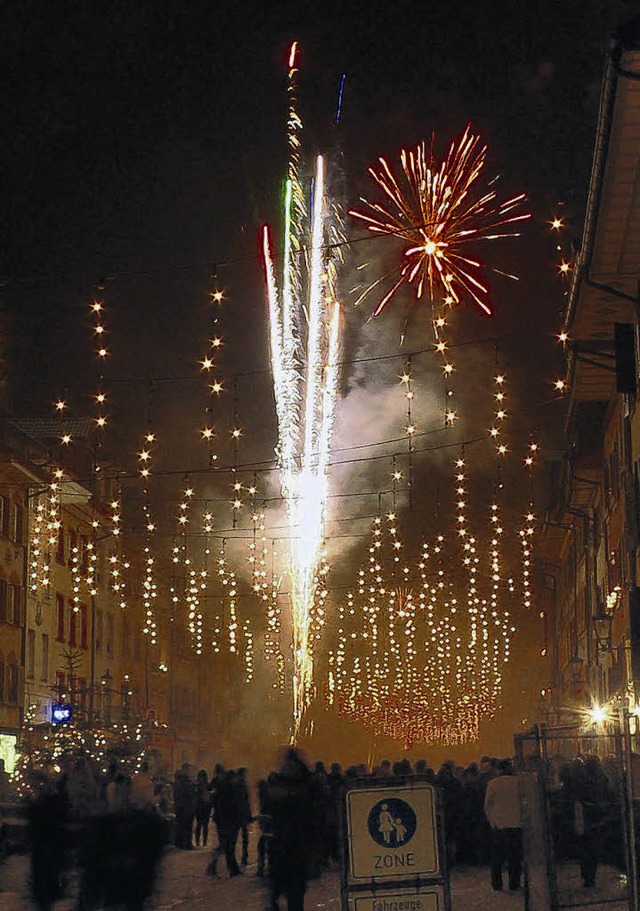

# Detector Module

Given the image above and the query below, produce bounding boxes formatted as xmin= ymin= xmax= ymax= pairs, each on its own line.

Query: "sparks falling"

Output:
xmin=350 ymin=126 xmax=530 ymax=318
xmin=263 ymin=43 xmax=342 ymax=740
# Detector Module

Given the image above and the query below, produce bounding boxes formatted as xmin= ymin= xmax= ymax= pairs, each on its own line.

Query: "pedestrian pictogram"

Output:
xmin=368 ymin=798 xmax=417 ymax=848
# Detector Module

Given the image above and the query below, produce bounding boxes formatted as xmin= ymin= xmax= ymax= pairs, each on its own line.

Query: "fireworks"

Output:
xmin=263 ymin=43 xmax=342 ymax=739
xmin=350 ymin=126 xmax=530 ymax=318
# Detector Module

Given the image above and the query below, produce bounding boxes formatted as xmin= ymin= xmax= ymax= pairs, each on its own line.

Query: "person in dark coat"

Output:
xmin=236 ymin=767 xmax=253 ymax=866
xmin=256 ymin=776 xmax=273 ymax=877
xmin=194 ymin=769 xmax=211 ymax=847
xmin=436 ymin=761 xmax=464 ymax=865
xmin=80 ymin=765 xmax=167 ymax=911
xmin=173 ymin=763 xmax=196 ymax=849
xmin=309 ymin=761 xmax=331 ymax=871
xmin=27 ymin=771 xmax=70 ymax=911
xmin=268 ymin=748 xmax=317 ymax=911
xmin=326 ymin=763 xmax=344 ymax=863
xmin=572 ymin=755 xmax=613 ymax=888
xmin=207 ymin=769 xmax=242 ymax=877
xmin=207 ymin=763 xmax=224 ymax=848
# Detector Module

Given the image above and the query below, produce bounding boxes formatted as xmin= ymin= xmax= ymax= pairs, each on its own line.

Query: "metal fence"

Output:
xmin=515 ymin=718 xmax=639 ymax=911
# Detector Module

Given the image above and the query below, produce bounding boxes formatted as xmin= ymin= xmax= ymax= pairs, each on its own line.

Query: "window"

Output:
xmin=12 ymin=501 xmax=25 ymax=545
xmin=77 ymin=677 xmax=87 ymax=714
xmin=12 ymin=587 xmax=23 ymax=626
xmin=0 ymin=654 xmax=4 ymax=702
xmin=95 ymin=610 xmax=103 ymax=653
xmin=56 ymin=593 xmax=65 ymax=642
xmin=80 ymin=536 xmax=89 ymax=574
xmin=106 ymin=614 xmax=114 ymax=657
xmin=55 ymin=670 xmax=65 ymax=701
xmin=67 ymin=530 xmax=77 ymax=568
xmin=0 ymin=579 xmax=6 ymax=624
xmin=7 ymin=663 xmax=18 ymax=704
xmin=0 ymin=496 xmax=9 ymax=538
xmin=56 ymin=525 xmax=65 ymax=564
xmin=6 ymin=586 xmax=14 ymax=625
xmin=80 ymin=605 xmax=88 ymax=650
xmin=27 ymin=629 xmax=35 ymax=679
xmin=122 ymin=618 xmax=130 ymax=658
xmin=68 ymin=604 xmax=77 ymax=647
xmin=41 ymin=634 xmax=49 ymax=682
xmin=5 ymin=586 xmax=22 ymax=626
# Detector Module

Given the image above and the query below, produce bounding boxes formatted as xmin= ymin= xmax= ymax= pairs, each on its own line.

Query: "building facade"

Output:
xmin=0 ymin=417 xmax=240 ymax=774
xmin=539 ymin=24 xmax=640 ymax=723
xmin=0 ymin=420 xmax=40 ymax=772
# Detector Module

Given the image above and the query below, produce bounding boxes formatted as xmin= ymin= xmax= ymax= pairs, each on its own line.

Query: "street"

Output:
xmin=0 ymin=842 xmax=630 ymax=911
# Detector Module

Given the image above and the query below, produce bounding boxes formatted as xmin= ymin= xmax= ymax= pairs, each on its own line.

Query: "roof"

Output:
xmin=565 ymin=36 xmax=640 ymax=401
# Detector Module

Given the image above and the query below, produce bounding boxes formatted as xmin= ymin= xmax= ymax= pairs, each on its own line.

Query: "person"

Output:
xmin=376 ymin=759 xmax=392 ymax=778
xmin=130 ymin=760 xmax=157 ymax=813
xmin=477 ymin=755 xmax=497 ymax=863
xmin=0 ymin=758 xmax=13 ymax=802
xmin=309 ymin=761 xmax=331 ymax=871
xmin=27 ymin=771 xmax=70 ymax=911
xmin=573 ymin=755 xmax=612 ymax=888
xmin=268 ymin=748 xmax=316 ymax=911
xmin=173 ymin=763 xmax=196 ymax=849
xmin=236 ymin=767 xmax=252 ymax=866
xmin=63 ymin=755 xmax=98 ymax=822
xmin=325 ymin=763 xmax=344 ymax=863
xmin=194 ymin=769 xmax=211 ymax=847
xmin=256 ymin=776 xmax=273 ymax=877
xmin=459 ymin=763 xmax=483 ymax=865
xmin=80 ymin=760 xmax=166 ymax=911
xmin=436 ymin=761 xmax=464 ymax=865
xmin=414 ymin=759 xmax=428 ymax=777
xmin=207 ymin=768 xmax=242 ymax=877
xmin=484 ymin=757 xmax=523 ymax=891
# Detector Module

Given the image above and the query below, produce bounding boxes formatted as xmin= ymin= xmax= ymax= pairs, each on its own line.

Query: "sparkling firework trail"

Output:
xmin=350 ymin=126 xmax=530 ymax=319
xmin=263 ymin=43 xmax=342 ymax=740
xmin=336 ymin=74 xmax=347 ymax=125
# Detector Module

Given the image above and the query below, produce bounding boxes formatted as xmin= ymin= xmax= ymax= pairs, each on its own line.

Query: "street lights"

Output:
xmin=570 ymin=654 xmax=585 ymax=683
xmin=100 ymin=668 xmax=113 ymax=723
xmin=592 ymin=607 xmax=614 ymax=653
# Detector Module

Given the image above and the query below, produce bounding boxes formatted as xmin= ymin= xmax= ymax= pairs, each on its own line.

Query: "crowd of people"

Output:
xmin=544 ymin=752 xmax=631 ymax=888
xmin=21 ymin=755 xmax=168 ymax=910
xmin=170 ymin=751 xmax=525 ymax=903
xmin=9 ymin=747 xmax=637 ymax=909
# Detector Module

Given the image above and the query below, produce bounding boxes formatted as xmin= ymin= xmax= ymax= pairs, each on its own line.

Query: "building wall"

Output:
xmin=0 ymin=486 xmax=28 ymax=735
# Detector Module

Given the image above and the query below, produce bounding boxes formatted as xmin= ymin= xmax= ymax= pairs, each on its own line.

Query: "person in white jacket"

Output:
xmin=484 ymin=758 xmax=522 ymax=891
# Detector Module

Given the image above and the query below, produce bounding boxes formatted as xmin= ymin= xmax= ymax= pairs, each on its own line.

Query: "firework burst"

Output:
xmin=350 ymin=126 xmax=530 ymax=318
xmin=263 ymin=43 xmax=342 ymax=740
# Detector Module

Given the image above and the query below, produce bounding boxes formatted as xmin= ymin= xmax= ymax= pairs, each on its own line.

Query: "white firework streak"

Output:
xmin=263 ymin=152 xmax=342 ymax=739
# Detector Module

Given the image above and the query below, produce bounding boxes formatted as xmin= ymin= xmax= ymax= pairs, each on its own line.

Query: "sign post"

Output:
xmin=342 ymin=779 xmax=451 ymax=911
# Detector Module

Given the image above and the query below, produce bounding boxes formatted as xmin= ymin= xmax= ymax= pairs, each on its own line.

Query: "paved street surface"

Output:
xmin=0 ymin=845 xmax=630 ymax=910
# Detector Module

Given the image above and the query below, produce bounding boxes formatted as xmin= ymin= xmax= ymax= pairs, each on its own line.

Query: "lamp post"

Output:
xmin=570 ymin=654 xmax=584 ymax=683
xmin=88 ymin=589 xmax=96 ymax=728
xmin=100 ymin=668 xmax=113 ymax=723
xmin=592 ymin=608 xmax=613 ymax=654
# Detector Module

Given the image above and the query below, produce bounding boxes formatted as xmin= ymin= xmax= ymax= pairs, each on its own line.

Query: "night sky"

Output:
xmin=0 ymin=0 xmax=633 ymax=764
